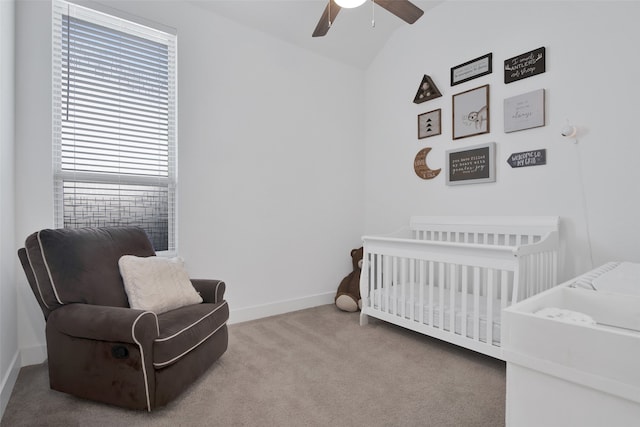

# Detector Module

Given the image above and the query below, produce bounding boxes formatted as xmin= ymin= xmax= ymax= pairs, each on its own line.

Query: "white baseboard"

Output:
xmin=20 ymin=344 xmax=47 ymax=367
xmin=229 ymin=291 xmax=335 ymax=325
xmin=0 ymin=351 xmax=20 ymax=420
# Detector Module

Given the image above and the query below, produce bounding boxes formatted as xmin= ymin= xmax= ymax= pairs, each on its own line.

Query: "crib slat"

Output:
xmin=534 ymin=253 xmax=540 ymax=295
xmin=393 ymin=257 xmax=399 ymax=315
xmin=501 ymin=270 xmax=509 ymax=311
xmin=487 ymin=269 xmax=494 ymax=345
xmin=553 ymin=249 xmax=558 ymax=286
xmin=473 ymin=266 xmax=480 ymax=341
xmin=383 ymin=255 xmax=391 ymax=313
xmin=538 ymin=253 xmax=543 ymax=294
xmin=439 ymin=262 xmax=445 ymax=331
xmin=522 ymin=257 xmax=529 ymax=300
xmin=545 ymin=251 xmax=551 ymax=290
xmin=362 ymin=252 xmax=370 ymax=310
xmin=409 ymin=258 xmax=416 ymax=321
xmin=529 ymin=254 xmax=536 ymax=296
xmin=540 ymin=253 xmax=547 ymax=293
xmin=401 ymin=258 xmax=407 ymax=318
xmin=450 ymin=264 xmax=456 ymax=334
xmin=373 ymin=254 xmax=378 ymax=309
xmin=550 ymin=251 xmax=555 ymax=286
xmin=371 ymin=253 xmax=376 ymax=309
xmin=542 ymin=252 xmax=548 ymax=289
xmin=512 ymin=265 xmax=521 ymax=305
xmin=546 ymin=252 xmax=552 ymax=289
xmin=529 ymin=254 xmax=535 ymax=298
xmin=419 ymin=260 xmax=425 ymax=324
xmin=428 ymin=260 xmax=435 ymax=326
xmin=461 ymin=266 xmax=468 ymax=338
xmin=540 ymin=253 xmax=545 ymax=292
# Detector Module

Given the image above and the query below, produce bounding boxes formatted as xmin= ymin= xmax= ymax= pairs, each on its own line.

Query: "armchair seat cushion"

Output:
xmin=153 ymin=300 xmax=229 ymax=369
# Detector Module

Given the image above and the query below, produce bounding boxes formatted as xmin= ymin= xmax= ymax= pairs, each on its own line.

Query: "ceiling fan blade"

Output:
xmin=312 ymin=0 xmax=342 ymax=37
xmin=375 ymin=0 xmax=424 ymax=24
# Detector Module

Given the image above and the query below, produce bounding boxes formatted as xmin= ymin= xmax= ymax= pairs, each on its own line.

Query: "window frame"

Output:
xmin=52 ymin=0 xmax=178 ymax=254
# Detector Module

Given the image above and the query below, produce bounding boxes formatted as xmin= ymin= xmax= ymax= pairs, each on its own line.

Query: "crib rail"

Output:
xmin=359 ymin=217 xmax=559 ymax=360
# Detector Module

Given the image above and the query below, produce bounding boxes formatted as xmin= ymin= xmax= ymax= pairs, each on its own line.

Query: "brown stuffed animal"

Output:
xmin=335 ymin=247 xmax=363 ymax=312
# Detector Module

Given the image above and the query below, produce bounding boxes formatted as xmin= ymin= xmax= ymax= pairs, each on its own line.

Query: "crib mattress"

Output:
xmin=370 ymin=283 xmax=502 ymax=345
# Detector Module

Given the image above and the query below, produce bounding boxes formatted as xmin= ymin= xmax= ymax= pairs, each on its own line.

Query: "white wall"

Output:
xmin=15 ymin=0 xmax=365 ymax=360
xmin=14 ymin=0 xmax=52 ymax=364
xmin=0 ymin=0 xmax=19 ymax=417
xmin=364 ymin=1 xmax=640 ymax=282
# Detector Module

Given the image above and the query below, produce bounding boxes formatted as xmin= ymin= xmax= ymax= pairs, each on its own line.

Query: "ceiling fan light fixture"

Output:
xmin=313 ymin=0 xmax=423 ymax=37
xmin=335 ymin=0 xmax=367 ymax=9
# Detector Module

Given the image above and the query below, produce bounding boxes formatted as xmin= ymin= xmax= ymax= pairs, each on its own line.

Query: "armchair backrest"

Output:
xmin=20 ymin=227 xmax=156 ymax=318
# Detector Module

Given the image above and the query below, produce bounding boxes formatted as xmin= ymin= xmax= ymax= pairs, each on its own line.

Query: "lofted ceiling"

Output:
xmin=188 ymin=0 xmax=444 ymax=69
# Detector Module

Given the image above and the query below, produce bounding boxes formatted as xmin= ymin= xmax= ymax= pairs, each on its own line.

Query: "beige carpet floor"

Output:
xmin=1 ymin=305 xmax=505 ymax=426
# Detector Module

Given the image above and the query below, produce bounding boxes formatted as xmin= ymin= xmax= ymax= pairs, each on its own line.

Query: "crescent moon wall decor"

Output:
xmin=414 ymin=147 xmax=441 ymax=180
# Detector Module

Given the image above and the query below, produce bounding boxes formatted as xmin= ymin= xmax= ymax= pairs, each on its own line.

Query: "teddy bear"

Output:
xmin=335 ymin=247 xmax=364 ymax=312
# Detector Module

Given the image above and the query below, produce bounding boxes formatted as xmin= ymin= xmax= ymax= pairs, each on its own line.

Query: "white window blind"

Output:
xmin=52 ymin=0 xmax=177 ymax=252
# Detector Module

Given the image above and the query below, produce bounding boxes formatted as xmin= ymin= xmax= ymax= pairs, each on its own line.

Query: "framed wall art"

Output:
xmin=452 ymin=84 xmax=489 ymax=140
xmin=504 ymin=47 xmax=546 ymax=84
xmin=413 ymin=75 xmax=442 ymax=104
xmin=450 ymin=53 xmax=492 ymax=86
xmin=504 ymin=89 xmax=545 ymax=133
xmin=418 ymin=109 xmax=441 ymax=139
xmin=446 ymin=142 xmax=496 ymax=186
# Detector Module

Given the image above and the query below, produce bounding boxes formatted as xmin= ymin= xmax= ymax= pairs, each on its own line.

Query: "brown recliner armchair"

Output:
xmin=18 ymin=227 xmax=229 ymax=411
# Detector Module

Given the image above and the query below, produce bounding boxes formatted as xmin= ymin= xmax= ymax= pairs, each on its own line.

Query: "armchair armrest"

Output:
xmin=46 ymin=304 xmax=160 ymax=411
xmin=47 ymin=304 xmax=159 ymax=345
xmin=191 ymin=279 xmax=226 ymax=304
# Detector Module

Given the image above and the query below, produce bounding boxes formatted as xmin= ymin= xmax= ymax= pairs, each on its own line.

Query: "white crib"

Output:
xmin=359 ymin=216 xmax=560 ymax=359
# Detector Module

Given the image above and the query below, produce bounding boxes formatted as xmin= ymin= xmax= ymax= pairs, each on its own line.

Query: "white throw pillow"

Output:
xmin=119 ymin=255 xmax=202 ymax=314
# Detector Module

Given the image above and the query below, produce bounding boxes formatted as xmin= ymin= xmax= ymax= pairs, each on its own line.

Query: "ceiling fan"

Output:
xmin=312 ymin=0 xmax=424 ymax=37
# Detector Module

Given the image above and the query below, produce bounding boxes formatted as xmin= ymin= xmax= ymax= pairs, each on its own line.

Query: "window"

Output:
xmin=52 ymin=0 xmax=177 ymax=252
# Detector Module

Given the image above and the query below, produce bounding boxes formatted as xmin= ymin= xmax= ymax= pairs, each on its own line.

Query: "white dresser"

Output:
xmin=502 ymin=262 xmax=640 ymax=427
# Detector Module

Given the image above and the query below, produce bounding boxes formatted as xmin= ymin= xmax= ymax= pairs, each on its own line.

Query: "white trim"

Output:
xmin=229 ymin=291 xmax=335 ymax=325
xmin=24 ymin=247 xmax=50 ymax=309
xmin=153 ymin=322 xmax=227 ymax=368
xmin=214 ymin=281 xmax=222 ymax=303
xmin=131 ymin=311 xmax=158 ymax=412
xmin=37 ymin=231 xmax=63 ymax=305
xmin=58 ymin=0 xmax=176 ymax=37
xmin=0 ymin=351 xmax=20 ymax=419
xmin=155 ymin=301 xmax=227 ymax=343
